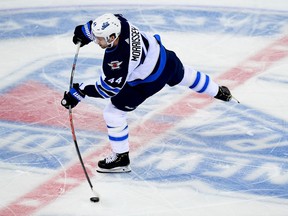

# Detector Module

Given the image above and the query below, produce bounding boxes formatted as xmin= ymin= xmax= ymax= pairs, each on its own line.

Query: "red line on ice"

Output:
xmin=0 ymin=35 xmax=287 ymax=216
xmin=0 ymin=81 xmax=107 ymax=132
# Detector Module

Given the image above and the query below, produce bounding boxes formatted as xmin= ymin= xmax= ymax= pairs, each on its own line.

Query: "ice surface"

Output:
xmin=0 ymin=0 xmax=288 ymax=215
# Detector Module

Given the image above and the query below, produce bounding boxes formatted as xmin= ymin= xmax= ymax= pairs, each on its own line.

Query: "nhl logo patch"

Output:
xmin=108 ymin=61 xmax=123 ymax=70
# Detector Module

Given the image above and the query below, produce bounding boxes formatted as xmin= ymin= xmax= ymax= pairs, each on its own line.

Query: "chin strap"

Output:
xmin=106 ymin=35 xmax=119 ymax=47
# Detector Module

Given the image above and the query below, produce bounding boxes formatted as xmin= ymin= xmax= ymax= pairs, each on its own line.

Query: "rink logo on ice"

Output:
xmin=0 ymin=4 xmax=287 ymax=200
xmin=0 ymin=6 xmax=287 ymax=40
xmin=0 ymin=122 xmax=100 ymax=169
xmin=133 ymin=105 xmax=288 ymax=198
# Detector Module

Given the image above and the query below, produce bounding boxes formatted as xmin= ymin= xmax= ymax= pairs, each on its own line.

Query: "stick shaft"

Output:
xmin=68 ymin=43 xmax=95 ymax=192
xmin=69 ymin=43 xmax=81 ymax=90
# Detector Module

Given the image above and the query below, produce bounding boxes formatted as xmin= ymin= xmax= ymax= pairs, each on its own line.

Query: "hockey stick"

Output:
xmin=68 ymin=43 xmax=99 ymax=202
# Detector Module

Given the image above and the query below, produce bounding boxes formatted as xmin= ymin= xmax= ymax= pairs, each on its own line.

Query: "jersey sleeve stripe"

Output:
xmin=100 ymin=77 xmax=121 ymax=94
xmin=95 ymin=84 xmax=111 ymax=98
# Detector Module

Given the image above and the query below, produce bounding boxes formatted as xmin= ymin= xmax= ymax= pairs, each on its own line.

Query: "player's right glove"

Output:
xmin=214 ymin=86 xmax=232 ymax=102
xmin=73 ymin=20 xmax=93 ymax=47
xmin=61 ymin=83 xmax=85 ymax=109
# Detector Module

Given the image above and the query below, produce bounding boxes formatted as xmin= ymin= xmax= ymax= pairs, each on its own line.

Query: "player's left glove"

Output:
xmin=61 ymin=83 xmax=85 ymax=109
xmin=214 ymin=86 xmax=232 ymax=102
xmin=73 ymin=21 xmax=93 ymax=47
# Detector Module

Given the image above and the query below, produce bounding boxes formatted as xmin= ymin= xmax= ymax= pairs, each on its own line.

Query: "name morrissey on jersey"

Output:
xmin=130 ymin=26 xmax=141 ymax=61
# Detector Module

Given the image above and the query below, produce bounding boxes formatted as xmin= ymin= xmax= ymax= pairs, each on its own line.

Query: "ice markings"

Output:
xmin=137 ymin=151 xmax=203 ymax=173
xmin=25 ymin=17 xmax=60 ymax=28
xmin=175 ymin=16 xmax=206 ymax=26
xmin=0 ymin=122 xmax=97 ymax=170
xmin=202 ymin=157 xmax=250 ymax=178
xmin=132 ymin=104 xmax=288 ymax=198
xmin=136 ymin=14 xmax=166 ymax=26
xmin=228 ymin=134 xmax=284 ymax=152
xmin=219 ymin=14 xmax=250 ymax=28
xmin=0 ymin=20 xmax=21 ymax=31
xmin=244 ymin=162 xmax=288 ymax=185
xmin=0 ymin=7 xmax=287 ymax=39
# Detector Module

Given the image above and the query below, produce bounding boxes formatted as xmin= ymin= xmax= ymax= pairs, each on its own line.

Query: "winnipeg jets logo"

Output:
xmin=101 ymin=22 xmax=109 ymax=30
xmin=108 ymin=61 xmax=123 ymax=70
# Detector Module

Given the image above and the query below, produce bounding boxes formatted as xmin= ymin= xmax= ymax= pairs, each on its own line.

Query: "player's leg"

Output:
xmin=97 ymin=102 xmax=131 ymax=173
xmin=97 ymin=84 xmax=148 ymax=173
xmin=165 ymin=50 xmax=232 ymax=101
xmin=178 ymin=65 xmax=219 ymax=97
xmin=178 ymin=66 xmax=232 ymax=101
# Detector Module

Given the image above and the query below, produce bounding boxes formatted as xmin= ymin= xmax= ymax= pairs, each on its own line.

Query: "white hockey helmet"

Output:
xmin=91 ymin=13 xmax=121 ymax=46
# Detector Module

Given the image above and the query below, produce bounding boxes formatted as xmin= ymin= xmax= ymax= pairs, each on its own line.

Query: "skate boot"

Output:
xmin=214 ymin=86 xmax=232 ymax=102
xmin=97 ymin=152 xmax=131 ymax=173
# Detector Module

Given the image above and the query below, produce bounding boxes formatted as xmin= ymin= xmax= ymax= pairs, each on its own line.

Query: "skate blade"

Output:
xmin=97 ymin=165 xmax=131 ymax=173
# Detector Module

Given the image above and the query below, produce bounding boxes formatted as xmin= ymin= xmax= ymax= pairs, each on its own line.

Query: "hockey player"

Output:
xmin=61 ymin=13 xmax=233 ymax=173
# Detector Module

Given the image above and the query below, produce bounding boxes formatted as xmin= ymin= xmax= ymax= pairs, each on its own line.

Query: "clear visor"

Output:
xmin=92 ymin=31 xmax=117 ymax=47
xmin=92 ymin=32 xmax=109 ymax=45
xmin=91 ymin=32 xmax=100 ymax=43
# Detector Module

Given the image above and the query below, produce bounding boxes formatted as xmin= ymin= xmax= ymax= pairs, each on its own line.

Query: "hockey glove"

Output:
xmin=73 ymin=21 xmax=93 ymax=47
xmin=61 ymin=83 xmax=85 ymax=109
xmin=214 ymin=86 xmax=232 ymax=102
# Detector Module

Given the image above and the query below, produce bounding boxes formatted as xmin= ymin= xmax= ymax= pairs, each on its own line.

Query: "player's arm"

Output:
xmin=84 ymin=68 xmax=127 ymax=99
